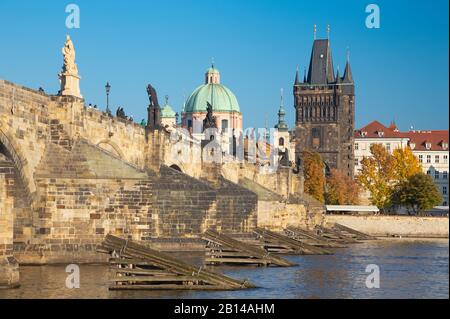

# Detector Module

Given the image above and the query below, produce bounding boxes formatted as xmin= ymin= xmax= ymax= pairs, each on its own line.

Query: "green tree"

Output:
xmin=302 ymin=150 xmax=325 ymax=203
xmin=392 ymin=173 xmax=442 ymax=215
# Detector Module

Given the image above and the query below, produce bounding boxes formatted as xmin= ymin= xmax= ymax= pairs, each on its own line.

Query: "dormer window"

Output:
xmin=442 ymin=142 xmax=448 ymax=150
xmin=425 ymin=142 xmax=432 ymax=150
xmin=361 ymin=131 xmax=368 ymax=137
xmin=410 ymin=143 xmax=416 ymax=150
xmin=377 ymin=131 xmax=384 ymax=137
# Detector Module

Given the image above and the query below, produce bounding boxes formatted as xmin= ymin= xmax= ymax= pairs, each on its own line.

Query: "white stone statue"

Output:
xmin=59 ymin=35 xmax=82 ymax=98
xmin=62 ymin=35 xmax=78 ymax=75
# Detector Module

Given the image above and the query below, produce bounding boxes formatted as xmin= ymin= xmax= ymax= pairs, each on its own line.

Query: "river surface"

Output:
xmin=0 ymin=239 xmax=448 ymax=299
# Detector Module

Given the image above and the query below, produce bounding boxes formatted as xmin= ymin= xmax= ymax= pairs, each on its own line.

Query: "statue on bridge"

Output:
xmin=202 ymin=102 xmax=217 ymax=132
xmin=146 ymin=84 xmax=161 ymax=130
xmin=59 ymin=35 xmax=82 ymax=99
xmin=61 ymin=35 xmax=78 ymax=75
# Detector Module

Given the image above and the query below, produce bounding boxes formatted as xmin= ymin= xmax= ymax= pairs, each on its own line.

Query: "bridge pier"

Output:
xmin=0 ymin=175 xmax=19 ymax=288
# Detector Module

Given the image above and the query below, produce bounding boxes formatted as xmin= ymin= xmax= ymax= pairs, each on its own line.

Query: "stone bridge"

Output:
xmin=0 ymin=77 xmax=322 ymax=287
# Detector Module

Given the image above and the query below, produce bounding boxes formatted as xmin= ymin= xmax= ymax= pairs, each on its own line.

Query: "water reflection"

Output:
xmin=0 ymin=239 xmax=448 ymax=299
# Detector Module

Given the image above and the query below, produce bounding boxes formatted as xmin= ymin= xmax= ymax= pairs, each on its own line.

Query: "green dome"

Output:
xmin=184 ymin=84 xmax=240 ymax=113
xmin=160 ymin=103 xmax=176 ymax=118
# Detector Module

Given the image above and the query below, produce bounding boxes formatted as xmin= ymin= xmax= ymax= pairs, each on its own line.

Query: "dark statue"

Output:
xmin=146 ymin=84 xmax=161 ymax=130
xmin=202 ymin=102 xmax=217 ymax=132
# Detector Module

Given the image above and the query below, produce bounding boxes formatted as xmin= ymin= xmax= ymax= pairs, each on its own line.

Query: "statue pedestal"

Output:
xmin=60 ymin=72 xmax=82 ymax=99
xmin=0 ymin=256 xmax=20 ymax=289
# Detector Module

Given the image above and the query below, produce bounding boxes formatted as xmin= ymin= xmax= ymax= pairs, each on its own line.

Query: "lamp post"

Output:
xmin=105 ymin=82 xmax=111 ymax=115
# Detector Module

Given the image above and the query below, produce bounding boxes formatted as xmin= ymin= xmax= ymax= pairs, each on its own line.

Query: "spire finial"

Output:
xmin=314 ymin=24 xmax=317 ymax=40
xmin=211 ymin=57 xmax=215 ymax=68
xmin=165 ymin=95 xmax=169 ymax=105
xmin=346 ymin=47 xmax=350 ymax=63
xmin=327 ymin=24 xmax=330 ymax=39
xmin=280 ymin=88 xmax=284 ymax=107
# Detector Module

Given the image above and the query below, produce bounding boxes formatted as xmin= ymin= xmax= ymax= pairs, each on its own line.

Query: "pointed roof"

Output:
xmin=343 ymin=61 xmax=353 ymax=83
xmin=294 ymin=67 xmax=300 ymax=85
xmin=307 ymin=39 xmax=335 ymax=84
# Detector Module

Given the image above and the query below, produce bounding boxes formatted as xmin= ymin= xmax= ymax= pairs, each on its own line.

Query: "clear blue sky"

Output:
xmin=0 ymin=0 xmax=448 ymax=131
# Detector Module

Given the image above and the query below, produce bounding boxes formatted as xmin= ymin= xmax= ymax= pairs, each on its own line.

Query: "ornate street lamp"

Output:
xmin=105 ymin=82 xmax=111 ymax=115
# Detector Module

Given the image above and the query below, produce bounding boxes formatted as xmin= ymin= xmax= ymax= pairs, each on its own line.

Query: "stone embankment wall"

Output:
xmin=325 ymin=215 xmax=449 ymax=238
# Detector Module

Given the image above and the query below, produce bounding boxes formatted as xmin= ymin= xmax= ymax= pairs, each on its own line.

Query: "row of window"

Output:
xmin=419 ymin=154 xmax=448 ymax=164
xmin=426 ymin=170 xmax=448 ymax=180
xmin=354 ymin=142 xmax=401 ymax=152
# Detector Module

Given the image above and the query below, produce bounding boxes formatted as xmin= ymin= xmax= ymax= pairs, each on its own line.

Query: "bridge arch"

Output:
xmin=0 ymin=127 xmax=34 ymax=198
xmin=96 ymin=139 xmax=125 ymax=159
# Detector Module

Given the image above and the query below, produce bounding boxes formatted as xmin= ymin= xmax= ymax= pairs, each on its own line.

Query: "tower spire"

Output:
xmin=294 ymin=66 xmax=300 ymax=85
xmin=314 ymin=24 xmax=317 ymax=40
xmin=275 ymin=88 xmax=288 ymax=132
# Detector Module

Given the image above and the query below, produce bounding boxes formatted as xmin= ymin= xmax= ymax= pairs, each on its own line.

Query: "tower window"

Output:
xmin=279 ymin=137 xmax=285 ymax=146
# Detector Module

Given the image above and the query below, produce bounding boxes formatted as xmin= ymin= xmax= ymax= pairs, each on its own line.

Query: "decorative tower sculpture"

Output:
xmin=59 ymin=35 xmax=82 ymax=99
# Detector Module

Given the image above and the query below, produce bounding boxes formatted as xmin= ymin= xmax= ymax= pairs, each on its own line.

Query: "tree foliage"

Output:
xmin=302 ymin=150 xmax=325 ymax=203
xmin=392 ymin=147 xmax=422 ymax=181
xmin=358 ymin=144 xmax=396 ymax=210
xmin=392 ymin=173 xmax=442 ymax=215
xmin=326 ymin=169 xmax=361 ymax=205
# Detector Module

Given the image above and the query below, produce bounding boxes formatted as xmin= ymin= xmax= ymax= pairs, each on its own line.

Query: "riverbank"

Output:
xmin=325 ymin=215 xmax=449 ymax=238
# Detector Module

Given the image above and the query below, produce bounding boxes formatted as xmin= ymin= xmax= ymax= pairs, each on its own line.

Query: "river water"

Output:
xmin=0 ymin=239 xmax=448 ymax=299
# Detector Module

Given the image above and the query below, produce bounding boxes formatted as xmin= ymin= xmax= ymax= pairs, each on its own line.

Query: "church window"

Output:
xmin=187 ymin=119 xmax=192 ymax=129
xmin=222 ymin=119 xmax=229 ymax=131
xmin=279 ymin=138 xmax=285 ymax=146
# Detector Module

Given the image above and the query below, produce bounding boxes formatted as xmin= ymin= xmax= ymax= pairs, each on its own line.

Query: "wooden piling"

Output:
xmin=203 ymin=229 xmax=295 ymax=267
xmin=254 ymin=228 xmax=333 ymax=255
xmin=98 ymin=234 xmax=255 ymax=291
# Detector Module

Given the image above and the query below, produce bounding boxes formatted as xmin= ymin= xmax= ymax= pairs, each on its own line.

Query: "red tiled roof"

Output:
xmin=405 ymin=130 xmax=449 ymax=151
xmin=354 ymin=121 xmax=405 ymax=138
xmin=355 ymin=121 xmax=449 ymax=151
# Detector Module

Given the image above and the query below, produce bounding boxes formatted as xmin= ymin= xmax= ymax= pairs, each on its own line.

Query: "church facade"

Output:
xmin=294 ymin=38 xmax=355 ymax=177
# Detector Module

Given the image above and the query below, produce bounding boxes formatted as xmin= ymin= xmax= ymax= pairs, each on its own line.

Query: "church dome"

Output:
xmin=184 ymin=65 xmax=240 ymax=114
xmin=161 ymin=102 xmax=176 ymax=118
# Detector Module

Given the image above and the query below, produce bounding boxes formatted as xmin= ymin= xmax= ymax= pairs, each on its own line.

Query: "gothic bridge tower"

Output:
xmin=294 ymin=37 xmax=355 ymax=177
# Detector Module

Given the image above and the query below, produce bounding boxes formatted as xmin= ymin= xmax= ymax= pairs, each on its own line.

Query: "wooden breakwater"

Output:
xmin=97 ymin=235 xmax=255 ymax=291
xmin=203 ymin=229 xmax=295 ymax=267
xmin=253 ymin=228 xmax=333 ymax=255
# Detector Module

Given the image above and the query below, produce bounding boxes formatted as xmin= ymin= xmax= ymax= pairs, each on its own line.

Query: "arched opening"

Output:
xmin=0 ymin=133 xmax=33 ymax=249
xmin=170 ymin=164 xmax=183 ymax=173
xmin=96 ymin=139 xmax=125 ymax=159
xmin=279 ymin=137 xmax=285 ymax=147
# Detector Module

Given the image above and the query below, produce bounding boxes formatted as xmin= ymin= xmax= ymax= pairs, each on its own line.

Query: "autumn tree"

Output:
xmin=392 ymin=147 xmax=422 ymax=182
xmin=326 ymin=169 xmax=361 ymax=205
xmin=302 ymin=150 xmax=325 ymax=203
xmin=392 ymin=173 xmax=442 ymax=215
xmin=358 ymin=144 xmax=396 ymax=210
